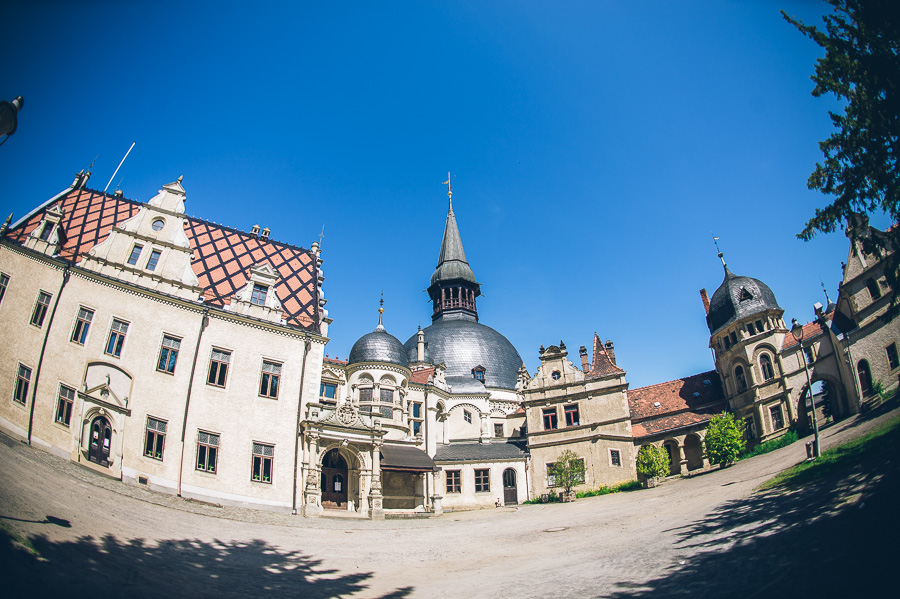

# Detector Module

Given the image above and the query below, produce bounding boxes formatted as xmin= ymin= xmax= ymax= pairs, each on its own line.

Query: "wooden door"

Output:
xmin=88 ymin=416 xmax=111 ymax=467
xmin=503 ymin=468 xmax=517 ymax=505
xmin=320 ymin=449 xmax=348 ymax=508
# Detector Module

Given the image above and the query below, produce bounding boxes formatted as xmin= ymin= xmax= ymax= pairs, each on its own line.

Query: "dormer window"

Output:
xmin=251 ymin=283 xmax=268 ymax=306
xmin=739 ymin=287 xmax=753 ymax=302
xmin=867 ymin=278 xmax=882 ymax=301
xmin=472 ymin=365 xmax=485 ymax=381
xmin=146 ymin=249 xmax=162 ymax=271
xmin=39 ymin=223 xmax=53 ymax=241
xmin=127 ymin=244 xmax=143 ymax=266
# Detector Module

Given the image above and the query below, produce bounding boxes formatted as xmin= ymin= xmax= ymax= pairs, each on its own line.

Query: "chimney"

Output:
xmin=700 ymin=288 xmax=710 ymax=314
xmin=579 ymin=346 xmax=590 ymax=372
xmin=417 ymin=327 xmax=425 ymax=362
xmin=261 ymin=227 xmax=270 ymax=241
xmin=71 ymin=170 xmax=84 ymax=188
xmin=114 ymin=189 xmax=123 ymax=197
xmin=251 ymin=224 xmax=260 ymax=237
xmin=80 ymin=171 xmax=91 ymax=189
xmin=605 ymin=340 xmax=616 ymax=365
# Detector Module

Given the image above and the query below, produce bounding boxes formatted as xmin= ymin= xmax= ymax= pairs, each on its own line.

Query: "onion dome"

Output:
xmin=348 ymin=303 xmax=409 ymax=367
xmin=707 ymin=267 xmax=781 ymax=335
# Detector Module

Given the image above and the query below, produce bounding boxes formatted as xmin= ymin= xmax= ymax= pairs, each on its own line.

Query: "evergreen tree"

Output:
xmin=783 ymin=1 xmax=900 ymax=298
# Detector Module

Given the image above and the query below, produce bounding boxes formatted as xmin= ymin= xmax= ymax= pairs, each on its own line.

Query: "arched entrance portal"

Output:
xmin=88 ymin=416 xmax=112 ymax=467
xmin=684 ymin=435 xmax=703 ymax=471
xmin=503 ymin=468 xmax=518 ymax=505
xmin=858 ymin=360 xmax=874 ymax=398
xmin=321 ymin=449 xmax=349 ymax=509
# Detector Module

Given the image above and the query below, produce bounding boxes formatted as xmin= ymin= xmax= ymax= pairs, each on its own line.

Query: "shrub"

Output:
xmin=575 ymin=480 xmax=641 ymax=498
xmin=704 ymin=412 xmax=746 ymax=466
xmin=636 ymin=444 xmax=669 ymax=480
xmin=740 ymin=430 xmax=799 ymax=460
xmin=549 ymin=450 xmax=586 ymax=496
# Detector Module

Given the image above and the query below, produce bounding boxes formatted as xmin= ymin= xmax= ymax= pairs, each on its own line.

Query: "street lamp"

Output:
xmin=0 ymin=96 xmax=24 ymax=144
xmin=791 ymin=318 xmax=820 ymax=458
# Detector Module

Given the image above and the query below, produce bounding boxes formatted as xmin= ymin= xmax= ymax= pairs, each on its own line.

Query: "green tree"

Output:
xmin=549 ymin=449 xmax=586 ymax=497
xmin=704 ymin=412 xmax=746 ymax=467
xmin=782 ymin=1 xmax=900 ymax=298
xmin=636 ymin=445 xmax=669 ymax=480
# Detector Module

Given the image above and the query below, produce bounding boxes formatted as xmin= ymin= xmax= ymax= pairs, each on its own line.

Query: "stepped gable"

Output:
xmin=6 ymin=185 xmax=320 ymax=332
xmin=628 ymin=371 xmax=726 ymax=438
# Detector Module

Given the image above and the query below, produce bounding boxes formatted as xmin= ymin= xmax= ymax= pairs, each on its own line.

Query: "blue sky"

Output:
xmin=1 ymin=1 xmax=886 ymax=388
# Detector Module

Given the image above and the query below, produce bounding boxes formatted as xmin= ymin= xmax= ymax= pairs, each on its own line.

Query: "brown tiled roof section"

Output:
xmin=6 ymin=188 xmax=142 ymax=262
xmin=587 ymin=333 xmax=624 ymax=378
xmin=781 ymin=320 xmax=827 ymax=350
xmin=627 ymin=371 xmax=727 ymax=438
xmin=7 ymin=186 xmax=319 ymax=332
xmin=323 ymin=357 xmax=349 ymax=365
xmin=409 ymin=367 xmax=436 ymax=385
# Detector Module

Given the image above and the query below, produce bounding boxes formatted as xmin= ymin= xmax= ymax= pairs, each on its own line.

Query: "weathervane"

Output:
xmin=378 ymin=290 xmax=385 ymax=327
xmin=318 ymin=225 xmax=325 ymax=248
xmin=712 ymin=233 xmax=727 ymax=268
xmin=442 ymin=172 xmax=454 ymax=209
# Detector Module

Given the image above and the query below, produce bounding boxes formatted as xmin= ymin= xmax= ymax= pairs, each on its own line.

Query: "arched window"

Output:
xmin=735 ymin=365 xmax=747 ymax=393
xmin=760 ymin=354 xmax=775 ymax=381
xmin=858 ymin=360 xmax=874 ymax=397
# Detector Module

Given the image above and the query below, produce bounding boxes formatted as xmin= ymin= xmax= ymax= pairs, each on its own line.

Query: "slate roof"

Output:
xmin=706 ymin=267 xmax=781 ymax=335
xmin=628 ymin=371 xmax=727 ymax=439
xmin=7 ymin=186 xmax=320 ymax=331
xmin=380 ymin=444 xmax=436 ymax=472
xmin=434 ymin=439 xmax=528 ymax=462
xmin=586 ymin=333 xmax=624 ymax=378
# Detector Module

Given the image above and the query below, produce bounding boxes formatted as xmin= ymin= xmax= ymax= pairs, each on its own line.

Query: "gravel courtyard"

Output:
xmin=1 ymin=406 xmax=897 ymax=598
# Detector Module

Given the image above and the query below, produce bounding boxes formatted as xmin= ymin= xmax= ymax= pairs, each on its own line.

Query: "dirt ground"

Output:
xmin=1 ymin=405 xmax=898 ymax=598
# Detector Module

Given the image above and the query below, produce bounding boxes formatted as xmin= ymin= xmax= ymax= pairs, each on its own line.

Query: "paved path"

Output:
xmin=1 ymin=406 xmax=897 ymax=598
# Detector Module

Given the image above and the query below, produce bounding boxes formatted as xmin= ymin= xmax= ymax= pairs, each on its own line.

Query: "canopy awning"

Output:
xmin=380 ymin=445 xmax=436 ymax=472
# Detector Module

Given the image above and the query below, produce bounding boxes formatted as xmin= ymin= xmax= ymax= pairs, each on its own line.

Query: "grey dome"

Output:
xmin=404 ymin=316 xmax=523 ymax=390
xmin=349 ymin=325 xmax=409 ymax=367
xmin=707 ymin=268 xmax=781 ymax=335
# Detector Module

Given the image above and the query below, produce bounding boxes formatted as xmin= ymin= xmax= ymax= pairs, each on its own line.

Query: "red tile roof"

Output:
xmin=323 ymin=357 xmax=348 ymax=365
xmin=627 ymin=371 xmax=727 ymax=439
xmin=586 ymin=333 xmax=624 ymax=378
xmin=7 ymin=186 xmax=320 ymax=332
xmin=781 ymin=320 xmax=827 ymax=350
xmin=409 ymin=367 xmax=436 ymax=385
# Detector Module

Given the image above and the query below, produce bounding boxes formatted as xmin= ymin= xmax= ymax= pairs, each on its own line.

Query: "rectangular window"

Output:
xmin=546 ymin=463 xmax=557 ymax=487
xmin=0 ymin=272 xmax=9 ymax=305
xmin=474 ymin=468 xmax=490 ymax=493
xmin=144 ymin=417 xmax=167 ymax=460
xmin=463 ymin=410 xmax=472 ymax=424
xmin=380 ymin=388 xmax=394 ymax=403
xmin=446 ymin=470 xmax=461 ymax=493
xmin=886 ymin=342 xmax=899 ymax=371
xmin=71 ymin=307 xmax=93 ymax=344
xmin=14 ymin=364 xmax=32 ymax=405
xmin=770 ymin=406 xmax=785 ymax=431
xmin=250 ymin=283 xmax=268 ymax=306
xmin=207 ymin=349 xmax=231 ymax=387
xmin=320 ymin=382 xmax=337 ymax=399
xmin=804 ymin=346 xmax=815 ymax=365
xmin=413 ymin=421 xmax=421 ymax=436
xmin=157 ymin=335 xmax=181 ymax=373
xmin=39 ymin=223 xmax=53 ymax=241
xmin=867 ymin=277 xmax=882 ymax=301
xmin=756 ymin=320 xmax=765 ymax=333
xmin=105 ymin=319 xmax=129 ymax=357
xmin=359 ymin=387 xmax=373 ymax=402
xmin=127 ymin=244 xmax=143 ymax=266
xmin=542 ymin=407 xmax=558 ymax=430
xmin=30 ymin=291 xmax=51 ymax=327
xmin=574 ymin=459 xmax=586 ymax=482
xmin=610 ymin=450 xmax=621 ymax=467
xmin=494 ymin=423 xmax=504 ymax=438
xmin=412 ymin=403 xmax=422 ymax=418
xmin=259 ymin=360 xmax=281 ymax=398
xmin=564 ymin=404 xmax=580 ymax=427
xmin=55 ymin=385 xmax=75 ymax=426
xmin=196 ymin=431 xmax=219 ymax=473
xmin=252 ymin=442 xmax=274 ymax=483
xmin=145 ymin=249 xmax=162 ymax=271
xmin=729 ymin=331 xmax=738 ymax=346
xmin=744 ymin=416 xmax=757 ymax=440
xmin=746 ymin=322 xmax=756 ymax=336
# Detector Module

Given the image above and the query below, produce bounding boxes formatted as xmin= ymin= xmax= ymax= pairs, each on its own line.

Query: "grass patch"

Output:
xmin=739 ymin=430 xmax=799 ymax=460
xmin=576 ymin=480 xmax=641 ymax=498
xmin=0 ymin=522 xmax=41 ymax=558
xmin=758 ymin=412 xmax=900 ymax=492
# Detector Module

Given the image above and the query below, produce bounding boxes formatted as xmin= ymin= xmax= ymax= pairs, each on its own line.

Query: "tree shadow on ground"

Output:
xmin=606 ymin=416 xmax=900 ymax=598
xmin=0 ymin=530 xmax=412 ymax=599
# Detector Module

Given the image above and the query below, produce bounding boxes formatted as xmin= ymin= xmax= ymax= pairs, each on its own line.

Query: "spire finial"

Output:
xmin=318 ymin=225 xmax=325 ymax=249
xmin=442 ymin=172 xmax=454 ymax=211
xmin=821 ymin=279 xmax=832 ymax=305
xmin=377 ymin=290 xmax=385 ymax=327
xmin=712 ymin=233 xmax=727 ymax=270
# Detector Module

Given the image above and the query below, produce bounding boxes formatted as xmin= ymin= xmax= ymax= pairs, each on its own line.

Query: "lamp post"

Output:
xmin=791 ymin=318 xmax=820 ymax=458
xmin=0 ymin=96 xmax=24 ymax=142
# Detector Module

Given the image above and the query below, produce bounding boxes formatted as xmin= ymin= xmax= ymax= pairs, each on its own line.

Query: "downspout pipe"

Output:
xmin=292 ymin=335 xmax=312 ymax=515
xmin=177 ymin=307 xmax=210 ymax=497
xmin=27 ymin=264 xmax=70 ymax=444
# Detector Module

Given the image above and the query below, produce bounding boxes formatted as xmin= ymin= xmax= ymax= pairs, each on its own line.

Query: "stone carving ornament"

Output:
xmin=337 ymin=402 xmax=358 ymax=425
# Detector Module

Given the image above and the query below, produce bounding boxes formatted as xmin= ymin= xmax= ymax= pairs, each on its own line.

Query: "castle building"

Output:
xmin=2 ymin=171 xmax=896 ymax=516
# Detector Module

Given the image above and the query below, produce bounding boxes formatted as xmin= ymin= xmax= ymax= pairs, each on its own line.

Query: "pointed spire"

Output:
xmin=375 ymin=292 xmax=385 ymax=331
xmin=431 ymin=174 xmax=475 ymax=286
xmin=712 ymin=233 xmax=730 ymax=275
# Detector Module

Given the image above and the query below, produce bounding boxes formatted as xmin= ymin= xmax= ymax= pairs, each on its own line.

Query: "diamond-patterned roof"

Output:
xmin=6 ymin=186 xmax=320 ymax=332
